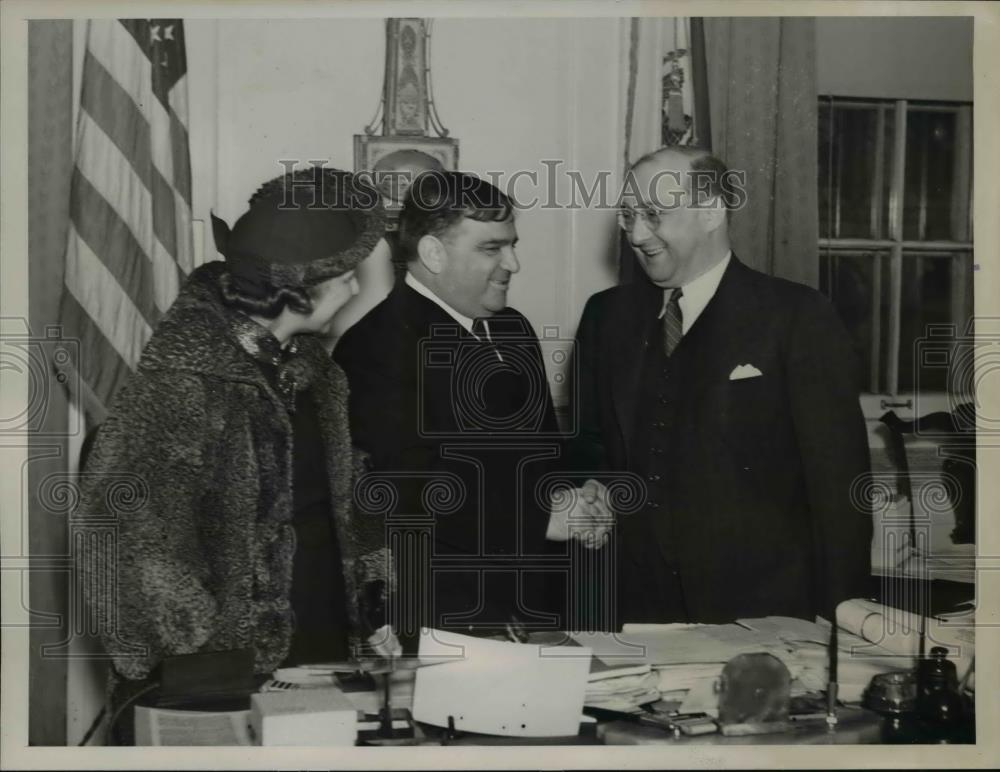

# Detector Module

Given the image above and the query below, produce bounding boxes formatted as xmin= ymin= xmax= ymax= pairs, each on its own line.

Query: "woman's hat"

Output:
xmin=210 ymin=168 xmax=384 ymax=295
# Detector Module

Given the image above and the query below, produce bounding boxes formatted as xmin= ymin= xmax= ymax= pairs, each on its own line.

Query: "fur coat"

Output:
xmin=78 ymin=261 xmax=391 ymax=680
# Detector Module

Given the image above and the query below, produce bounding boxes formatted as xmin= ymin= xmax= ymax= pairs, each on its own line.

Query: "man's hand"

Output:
xmin=546 ymin=479 xmax=615 ymax=549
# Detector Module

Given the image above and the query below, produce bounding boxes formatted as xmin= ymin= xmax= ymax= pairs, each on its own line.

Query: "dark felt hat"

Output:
xmin=211 ymin=169 xmax=384 ymax=294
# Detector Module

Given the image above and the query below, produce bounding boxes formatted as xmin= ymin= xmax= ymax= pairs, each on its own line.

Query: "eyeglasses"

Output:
xmin=617 ymin=206 xmax=665 ymax=232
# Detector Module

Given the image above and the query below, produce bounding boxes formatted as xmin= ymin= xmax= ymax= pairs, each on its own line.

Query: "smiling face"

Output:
xmin=622 ymin=155 xmax=724 ymax=288
xmin=428 ymin=217 xmax=520 ymax=319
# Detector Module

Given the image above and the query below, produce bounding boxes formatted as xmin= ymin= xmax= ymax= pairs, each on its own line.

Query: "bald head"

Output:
xmin=630 ymin=146 xmax=736 ymax=214
xmin=620 ymin=146 xmax=733 ymax=288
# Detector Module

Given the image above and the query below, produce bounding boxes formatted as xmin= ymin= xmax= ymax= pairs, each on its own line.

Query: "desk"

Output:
xmin=128 ymin=682 xmax=959 ymax=746
xmin=365 ymin=666 xmax=887 ymax=746
xmin=403 ymin=710 xmax=883 ymax=746
xmin=597 ymin=707 xmax=882 ymax=745
xmin=123 ymin=624 xmax=973 ymax=746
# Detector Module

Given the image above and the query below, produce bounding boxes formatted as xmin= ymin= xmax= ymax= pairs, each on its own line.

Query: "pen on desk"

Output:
xmin=826 ymin=617 xmax=839 ymax=729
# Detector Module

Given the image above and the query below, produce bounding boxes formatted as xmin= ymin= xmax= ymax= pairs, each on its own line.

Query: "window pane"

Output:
xmin=879 ymin=106 xmax=896 ymax=240
xmin=820 ymin=251 xmax=887 ymax=391
xmin=897 ymin=253 xmax=960 ymax=392
xmin=903 ymin=109 xmax=958 ymax=241
xmin=821 ymin=105 xmax=883 ymax=239
xmin=818 ymin=102 xmax=833 ymax=237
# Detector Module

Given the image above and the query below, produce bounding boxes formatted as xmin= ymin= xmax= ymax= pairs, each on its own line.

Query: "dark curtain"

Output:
xmin=704 ymin=17 xmax=820 ymax=287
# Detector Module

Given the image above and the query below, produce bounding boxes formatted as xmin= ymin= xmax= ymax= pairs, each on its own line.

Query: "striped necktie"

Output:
xmin=661 ymin=288 xmax=684 ymax=357
xmin=472 ymin=317 xmax=503 ymax=363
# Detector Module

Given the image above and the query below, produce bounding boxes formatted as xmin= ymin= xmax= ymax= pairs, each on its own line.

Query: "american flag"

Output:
xmin=59 ymin=19 xmax=194 ymax=424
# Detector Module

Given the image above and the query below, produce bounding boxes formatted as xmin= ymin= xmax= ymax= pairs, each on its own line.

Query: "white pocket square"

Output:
xmin=729 ymin=364 xmax=763 ymax=380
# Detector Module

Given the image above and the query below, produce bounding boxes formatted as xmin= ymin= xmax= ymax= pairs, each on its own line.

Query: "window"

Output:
xmin=818 ymin=98 xmax=973 ymax=400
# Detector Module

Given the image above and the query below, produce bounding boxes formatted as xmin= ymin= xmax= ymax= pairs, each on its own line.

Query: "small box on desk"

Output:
xmin=249 ymin=687 xmax=357 ymax=746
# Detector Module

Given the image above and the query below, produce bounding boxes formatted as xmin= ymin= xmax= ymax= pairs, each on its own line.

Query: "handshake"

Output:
xmin=545 ymin=479 xmax=615 ymax=550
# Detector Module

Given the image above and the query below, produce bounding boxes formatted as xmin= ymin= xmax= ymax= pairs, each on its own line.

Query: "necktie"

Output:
xmin=472 ymin=318 xmax=503 ymax=363
xmin=661 ymin=288 xmax=684 ymax=357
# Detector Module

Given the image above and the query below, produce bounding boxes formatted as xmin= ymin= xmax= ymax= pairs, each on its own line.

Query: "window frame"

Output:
xmin=819 ymin=96 xmax=973 ymax=403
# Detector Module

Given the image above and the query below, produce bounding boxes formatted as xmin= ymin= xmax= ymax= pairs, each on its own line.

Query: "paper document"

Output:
xmin=584 ymin=662 xmax=659 ymax=713
xmin=620 ymin=622 xmax=705 ymax=634
xmin=134 ymin=706 xmax=252 ymax=746
xmin=572 ymin=624 xmax=786 ymax=666
xmin=736 ymin=616 xmax=830 ymax=645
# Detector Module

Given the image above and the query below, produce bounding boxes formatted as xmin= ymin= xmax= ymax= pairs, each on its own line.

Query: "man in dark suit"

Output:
xmin=571 ymin=147 xmax=873 ymax=627
xmin=335 ymin=171 xmax=606 ymax=645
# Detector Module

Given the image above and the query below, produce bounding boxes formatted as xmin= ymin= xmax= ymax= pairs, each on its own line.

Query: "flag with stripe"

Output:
xmin=59 ymin=19 xmax=194 ymax=424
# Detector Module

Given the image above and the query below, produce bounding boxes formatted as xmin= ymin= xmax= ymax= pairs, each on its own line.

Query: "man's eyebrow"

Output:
xmin=479 ymin=237 xmax=517 ymax=247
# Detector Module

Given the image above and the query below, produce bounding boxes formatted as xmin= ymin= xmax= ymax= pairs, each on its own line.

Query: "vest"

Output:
xmin=621 ymin=317 xmax=691 ymax=623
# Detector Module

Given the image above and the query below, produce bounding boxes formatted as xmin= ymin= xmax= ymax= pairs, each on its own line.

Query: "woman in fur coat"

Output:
xmin=78 ymin=170 xmax=394 ymax=734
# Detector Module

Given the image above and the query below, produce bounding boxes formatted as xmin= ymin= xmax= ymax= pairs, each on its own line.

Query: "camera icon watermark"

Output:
xmin=0 ymin=318 xmax=82 ymax=437
xmin=417 ymin=320 xmax=575 ymax=439
xmin=912 ymin=317 xmax=1000 ymax=436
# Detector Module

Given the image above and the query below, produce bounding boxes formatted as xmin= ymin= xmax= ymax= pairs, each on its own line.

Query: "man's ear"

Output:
xmin=417 ymin=234 xmax=446 ymax=275
xmin=699 ymin=196 xmax=728 ymax=233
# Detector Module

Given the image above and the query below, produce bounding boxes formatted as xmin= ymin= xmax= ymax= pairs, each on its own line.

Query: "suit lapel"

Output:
xmin=391 ymin=281 xmax=476 ymax=433
xmin=611 ymin=282 xmax=661 ymax=465
xmin=676 ymin=255 xmax=762 ymax=388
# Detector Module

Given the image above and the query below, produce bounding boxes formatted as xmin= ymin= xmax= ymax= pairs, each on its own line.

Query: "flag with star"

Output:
xmin=58 ymin=19 xmax=195 ymax=424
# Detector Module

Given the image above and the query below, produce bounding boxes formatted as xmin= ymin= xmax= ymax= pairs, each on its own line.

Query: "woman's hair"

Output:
xmin=218 ymin=272 xmax=317 ymax=319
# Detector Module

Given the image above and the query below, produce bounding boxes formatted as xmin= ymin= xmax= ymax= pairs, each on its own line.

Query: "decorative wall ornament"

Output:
xmin=661 ymin=19 xmax=698 ymax=147
xmin=662 ymin=48 xmax=694 ymax=146
xmin=355 ymin=19 xmax=459 ymax=215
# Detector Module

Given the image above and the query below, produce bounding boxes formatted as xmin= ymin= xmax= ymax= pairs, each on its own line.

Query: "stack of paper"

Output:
xmin=652 ymin=662 xmax=725 ymax=695
xmin=571 ymin=624 xmax=800 ymax=714
xmin=574 ymin=603 xmax=973 ymax=711
xmin=134 ymin=706 xmax=252 ymax=746
xmin=741 ymin=601 xmax=976 ymax=702
xmin=571 ymin=623 xmax=789 ymax=667
xmin=737 ymin=612 xmax=914 ymax=701
xmin=584 ymin=662 xmax=660 ymax=713
xmin=783 ymin=641 xmax=905 ymax=702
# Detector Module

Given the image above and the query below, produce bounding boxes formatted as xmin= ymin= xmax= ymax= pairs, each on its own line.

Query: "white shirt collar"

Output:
xmin=658 ymin=251 xmax=732 ymax=334
xmin=405 ymin=271 xmax=481 ymax=337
